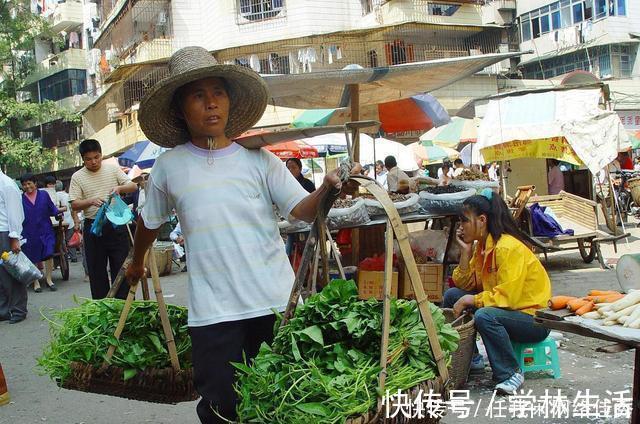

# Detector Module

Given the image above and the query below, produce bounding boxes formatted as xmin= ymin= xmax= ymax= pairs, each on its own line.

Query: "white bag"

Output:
xmin=418 ymin=188 xmax=476 ymax=214
xmin=327 ymin=198 xmax=370 ymax=229
xmin=363 ymin=193 xmax=421 ymax=216
xmin=450 ymin=179 xmax=500 ymax=193
xmin=1 ymin=251 xmax=43 ymax=286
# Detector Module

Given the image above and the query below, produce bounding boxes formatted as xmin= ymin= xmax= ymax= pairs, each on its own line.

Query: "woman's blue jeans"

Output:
xmin=443 ymin=287 xmax=550 ymax=382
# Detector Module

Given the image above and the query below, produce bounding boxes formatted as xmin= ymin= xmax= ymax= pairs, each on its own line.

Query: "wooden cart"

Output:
xmin=523 ymin=191 xmax=628 ymax=269
xmin=52 ymin=218 xmax=70 ymax=281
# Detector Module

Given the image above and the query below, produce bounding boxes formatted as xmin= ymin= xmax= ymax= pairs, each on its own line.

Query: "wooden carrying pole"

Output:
xmin=104 ymin=244 xmax=181 ymax=372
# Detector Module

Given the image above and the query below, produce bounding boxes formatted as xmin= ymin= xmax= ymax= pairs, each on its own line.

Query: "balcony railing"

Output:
xmin=24 ymin=49 xmax=88 ymax=87
xmin=50 ymin=0 xmax=83 ymax=33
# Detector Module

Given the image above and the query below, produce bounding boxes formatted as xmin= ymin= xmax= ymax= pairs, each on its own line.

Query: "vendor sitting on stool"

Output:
xmin=443 ymin=189 xmax=551 ymax=395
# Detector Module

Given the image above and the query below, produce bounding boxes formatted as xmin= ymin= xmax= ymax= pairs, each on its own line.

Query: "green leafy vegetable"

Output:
xmin=235 ymin=279 xmax=459 ymax=423
xmin=37 ymin=298 xmax=191 ymax=383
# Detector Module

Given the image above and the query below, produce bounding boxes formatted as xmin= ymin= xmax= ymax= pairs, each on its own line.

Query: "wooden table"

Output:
xmin=535 ymin=309 xmax=640 ymax=423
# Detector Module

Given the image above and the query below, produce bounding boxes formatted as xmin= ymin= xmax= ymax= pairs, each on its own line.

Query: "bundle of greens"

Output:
xmin=38 ymin=298 xmax=191 ymax=383
xmin=235 ymin=279 xmax=459 ymax=423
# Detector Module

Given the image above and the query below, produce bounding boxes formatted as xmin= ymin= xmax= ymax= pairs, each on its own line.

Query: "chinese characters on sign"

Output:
xmin=618 ymin=111 xmax=640 ymax=130
xmin=383 ymin=389 xmax=632 ymax=420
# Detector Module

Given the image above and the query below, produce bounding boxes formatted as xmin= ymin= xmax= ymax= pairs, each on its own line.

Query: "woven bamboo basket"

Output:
xmin=58 ymin=247 xmax=198 ymax=404
xmin=442 ymin=309 xmax=476 ymax=389
xmin=277 ymin=171 xmax=452 ymax=423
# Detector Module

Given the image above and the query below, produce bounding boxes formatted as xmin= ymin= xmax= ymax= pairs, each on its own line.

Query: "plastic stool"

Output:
xmin=511 ymin=337 xmax=561 ymax=379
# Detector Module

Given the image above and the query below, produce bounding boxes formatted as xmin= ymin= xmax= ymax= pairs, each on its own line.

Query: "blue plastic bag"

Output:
xmin=106 ymin=194 xmax=134 ymax=226
xmin=91 ymin=194 xmax=134 ymax=236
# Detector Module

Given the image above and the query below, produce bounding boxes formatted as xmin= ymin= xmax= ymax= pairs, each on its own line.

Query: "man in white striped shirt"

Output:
xmin=70 ymin=139 xmax=137 ymax=299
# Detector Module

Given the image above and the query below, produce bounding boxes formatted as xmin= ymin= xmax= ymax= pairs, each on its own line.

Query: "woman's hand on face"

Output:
xmin=453 ymin=294 xmax=475 ymax=317
xmin=455 ymin=226 xmax=473 ymax=254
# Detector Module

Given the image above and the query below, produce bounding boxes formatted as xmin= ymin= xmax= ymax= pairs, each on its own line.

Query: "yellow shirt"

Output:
xmin=452 ymin=233 xmax=551 ymax=315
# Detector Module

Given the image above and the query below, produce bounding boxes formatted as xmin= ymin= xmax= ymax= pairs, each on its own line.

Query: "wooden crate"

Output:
xmin=400 ymin=263 xmax=444 ymax=302
xmin=356 ymin=270 xmax=398 ymax=300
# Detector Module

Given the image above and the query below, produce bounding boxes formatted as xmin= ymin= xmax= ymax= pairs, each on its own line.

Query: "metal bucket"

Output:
xmin=617 ymin=254 xmax=640 ymax=292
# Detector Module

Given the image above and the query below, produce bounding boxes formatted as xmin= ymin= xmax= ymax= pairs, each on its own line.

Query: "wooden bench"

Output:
xmin=524 ymin=191 xmax=628 ymax=269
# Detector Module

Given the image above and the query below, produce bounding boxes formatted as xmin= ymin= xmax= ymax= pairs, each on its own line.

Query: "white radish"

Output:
xmin=618 ymin=316 xmax=629 ymax=324
xmin=603 ymin=303 xmax=640 ymax=323
xmin=609 ymin=292 xmax=640 ymax=312
xmin=628 ymin=318 xmax=640 ymax=329
xmin=624 ymin=304 xmax=640 ymax=327
xmin=581 ymin=311 xmax=601 ymax=320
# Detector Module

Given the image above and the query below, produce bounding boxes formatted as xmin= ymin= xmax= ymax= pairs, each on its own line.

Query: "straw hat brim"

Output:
xmin=138 ymin=64 xmax=269 ymax=148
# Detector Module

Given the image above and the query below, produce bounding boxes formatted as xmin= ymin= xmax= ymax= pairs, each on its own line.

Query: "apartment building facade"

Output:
xmin=80 ymin=0 xmax=521 ymax=159
xmin=21 ymin=0 xmax=100 ymax=174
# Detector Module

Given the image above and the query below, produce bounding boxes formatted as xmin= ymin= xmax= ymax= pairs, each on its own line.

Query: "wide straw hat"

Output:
xmin=138 ymin=46 xmax=269 ymax=148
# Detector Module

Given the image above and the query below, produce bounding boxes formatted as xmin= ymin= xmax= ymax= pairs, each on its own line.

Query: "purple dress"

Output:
xmin=21 ymin=190 xmax=59 ymax=263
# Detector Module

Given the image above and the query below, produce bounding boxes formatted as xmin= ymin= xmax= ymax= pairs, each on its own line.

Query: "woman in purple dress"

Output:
xmin=20 ymin=174 xmax=60 ymax=293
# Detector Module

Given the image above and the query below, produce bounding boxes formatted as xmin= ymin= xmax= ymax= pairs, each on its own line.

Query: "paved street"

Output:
xmin=1 ymin=221 xmax=639 ymax=424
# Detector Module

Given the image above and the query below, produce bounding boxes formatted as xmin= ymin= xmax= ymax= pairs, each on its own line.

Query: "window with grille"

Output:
xmin=384 ymin=41 xmax=414 ymax=66
xmin=427 ymin=2 xmax=460 ymax=16
xmin=239 ymin=0 xmax=284 ymax=21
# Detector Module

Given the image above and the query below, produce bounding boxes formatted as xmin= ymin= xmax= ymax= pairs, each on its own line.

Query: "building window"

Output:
xmin=368 ymin=50 xmax=378 ymax=68
xmin=362 ymin=0 xmax=373 ymax=15
xmin=239 ymin=0 xmax=284 ymax=22
xmin=595 ymin=0 xmax=607 ymax=18
xmin=615 ymin=0 xmax=626 ymax=15
xmin=427 ymin=2 xmax=460 ymax=16
xmin=572 ymin=2 xmax=583 ymax=23
xmin=540 ymin=13 xmax=551 ymax=33
xmin=39 ymin=69 xmax=87 ymax=102
xmin=384 ymin=40 xmax=414 ymax=65
xmin=521 ymin=17 xmax=532 ymax=41
xmin=551 ymin=10 xmax=562 ymax=29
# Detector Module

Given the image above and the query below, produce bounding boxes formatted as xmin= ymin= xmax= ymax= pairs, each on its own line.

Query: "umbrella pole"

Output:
xmin=349 ymin=84 xmax=360 ymax=162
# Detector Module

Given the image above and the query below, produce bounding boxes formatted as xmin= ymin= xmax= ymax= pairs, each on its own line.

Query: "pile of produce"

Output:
xmin=455 ymin=169 xmax=488 ymax=181
xmin=235 ymin=279 xmax=459 ymax=423
xmin=420 ymin=186 xmax=467 ymax=195
xmin=361 ymin=193 xmax=408 ymax=203
xmin=332 ymin=198 xmax=359 ymax=209
xmin=38 ymin=298 xmax=191 ymax=383
xmin=548 ymin=290 xmax=640 ymax=328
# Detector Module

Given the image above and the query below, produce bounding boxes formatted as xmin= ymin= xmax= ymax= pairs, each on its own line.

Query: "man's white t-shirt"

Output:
xmin=142 ymin=142 xmax=308 ymax=327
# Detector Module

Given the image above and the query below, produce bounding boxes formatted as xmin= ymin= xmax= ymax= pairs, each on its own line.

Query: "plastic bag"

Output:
xmin=277 ymin=218 xmax=312 ymax=234
xmin=393 ymin=229 xmax=448 ymax=264
xmin=1 ymin=251 xmax=43 ymax=285
xmin=327 ymin=198 xmax=370 ymax=230
xmin=450 ymin=179 xmax=500 ymax=193
xmin=363 ymin=193 xmax=421 ymax=217
xmin=105 ymin=194 xmax=134 ymax=226
xmin=418 ymin=188 xmax=476 ymax=214
xmin=67 ymin=230 xmax=82 ymax=248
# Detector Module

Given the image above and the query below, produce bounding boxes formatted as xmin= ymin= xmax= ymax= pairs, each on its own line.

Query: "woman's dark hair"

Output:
xmin=285 ymin=157 xmax=302 ymax=169
xmin=20 ymin=173 xmax=37 ymax=184
xmin=79 ymin=139 xmax=102 ymax=157
xmin=44 ymin=175 xmax=56 ymax=186
xmin=462 ymin=193 xmax=523 ymax=243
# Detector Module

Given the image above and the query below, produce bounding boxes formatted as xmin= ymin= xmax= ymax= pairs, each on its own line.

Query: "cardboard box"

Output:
xmin=357 ymin=270 xmax=399 ymax=300
xmin=400 ymin=263 xmax=444 ymax=302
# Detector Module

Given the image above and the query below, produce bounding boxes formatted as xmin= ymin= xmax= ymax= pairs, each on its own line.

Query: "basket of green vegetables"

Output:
xmin=38 ymin=298 xmax=197 ymax=404
xmin=234 ymin=175 xmax=457 ymax=423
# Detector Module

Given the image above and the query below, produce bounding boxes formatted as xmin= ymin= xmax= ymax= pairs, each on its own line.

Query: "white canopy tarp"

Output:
xmin=477 ymin=88 xmax=630 ymax=174
xmin=265 ymin=52 xmax=523 ymax=109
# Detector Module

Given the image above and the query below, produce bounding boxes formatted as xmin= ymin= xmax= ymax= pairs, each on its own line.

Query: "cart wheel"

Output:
xmin=578 ymin=239 xmax=596 ymax=263
xmin=60 ymin=254 xmax=70 ymax=281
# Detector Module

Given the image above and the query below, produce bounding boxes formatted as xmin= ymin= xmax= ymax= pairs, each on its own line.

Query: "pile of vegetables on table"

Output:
xmin=234 ymin=279 xmax=459 ymax=423
xmin=549 ymin=290 xmax=640 ymax=328
xmin=454 ymin=169 xmax=488 ymax=182
xmin=38 ymin=298 xmax=191 ymax=383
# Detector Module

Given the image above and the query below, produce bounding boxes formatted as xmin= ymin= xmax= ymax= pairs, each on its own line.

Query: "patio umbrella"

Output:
xmin=419 ymin=116 xmax=479 ymax=149
xmin=264 ymin=141 xmax=318 ymax=159
xmin=409 ymin=141 xmax=460 ymax=165
xmin=359 ymin=136 xmax=418 ymax=171
xmin=291 ymin=93 xmax=450 ymax=138
xmin=459 ymin=143 xmax=485 ymax=166
xmin=117 ymin=140 xmax=167 ymax=169
xmin=299 ymin=133 xmax=349 ymax=157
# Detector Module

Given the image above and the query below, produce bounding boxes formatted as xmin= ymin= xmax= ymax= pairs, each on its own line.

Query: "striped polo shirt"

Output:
xmin=69 ymin=164 xmax=130 ymax=219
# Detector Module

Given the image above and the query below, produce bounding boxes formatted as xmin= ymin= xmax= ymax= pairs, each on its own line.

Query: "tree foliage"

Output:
xmin=0 ymin=0 xmax=79 ymax=173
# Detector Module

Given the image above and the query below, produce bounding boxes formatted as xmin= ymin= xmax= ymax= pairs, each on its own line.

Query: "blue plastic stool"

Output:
xmin=511 ymin=337 xmax=561 ymax=379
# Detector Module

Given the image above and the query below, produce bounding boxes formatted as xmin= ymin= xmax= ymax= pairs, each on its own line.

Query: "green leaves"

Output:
xmin=37 ymin=298 xmax=191 ymax=383
xmin=235 ymin=279 xmax=461 ymax=423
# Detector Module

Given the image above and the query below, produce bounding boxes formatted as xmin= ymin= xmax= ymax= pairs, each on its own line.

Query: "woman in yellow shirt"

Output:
xmin=443 ymin=189 xmax=552 ymax=395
